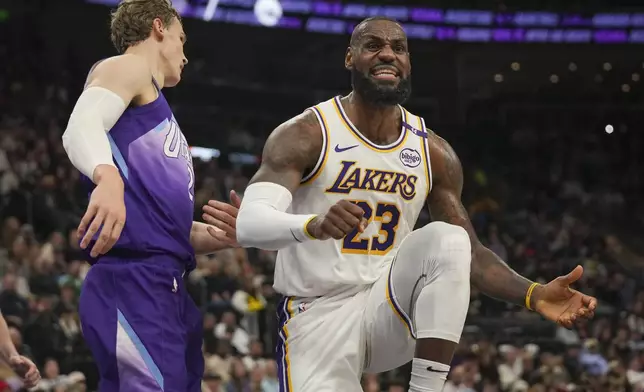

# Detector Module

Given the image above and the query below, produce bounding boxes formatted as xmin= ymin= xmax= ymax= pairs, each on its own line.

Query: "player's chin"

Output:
xmin=165 ymin=74 xmax=181 ymax=87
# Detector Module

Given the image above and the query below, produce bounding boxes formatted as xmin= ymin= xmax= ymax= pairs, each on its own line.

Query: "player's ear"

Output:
xmin=152 ymin=18 xmax=165 ymax=40
xmin=344 ymin=47 xmax=353 ymax=70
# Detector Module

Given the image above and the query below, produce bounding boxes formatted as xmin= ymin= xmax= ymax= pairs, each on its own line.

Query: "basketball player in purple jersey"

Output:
xmin=61 ymin=1 xmax=240 ymax=390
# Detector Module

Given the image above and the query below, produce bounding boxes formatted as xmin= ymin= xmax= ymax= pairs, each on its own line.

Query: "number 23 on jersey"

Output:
xmin=342 ymin=200 xmax=401 ymax=255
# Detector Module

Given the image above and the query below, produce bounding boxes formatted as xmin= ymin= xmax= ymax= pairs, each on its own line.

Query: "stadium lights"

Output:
xmin=605 ymin=124 xmax=614 ymax=134
xmin=254 ymin=0 xmax=283 ymax=27
xmin=203 ymin=0 xmax=219 ymax=21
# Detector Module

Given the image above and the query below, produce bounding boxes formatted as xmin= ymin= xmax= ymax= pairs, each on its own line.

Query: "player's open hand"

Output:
xmin=9 ymin=355 xmax=40 ymax=388
xmin=78 ymin=166 xmax=126 ymax=258
xmin=202 ymin=190 xmax=241 ymax=247
xmin=307 ymin=199 xmax=368 ymax=240
xmin=533 ymin=265 xmax=598 ymax=328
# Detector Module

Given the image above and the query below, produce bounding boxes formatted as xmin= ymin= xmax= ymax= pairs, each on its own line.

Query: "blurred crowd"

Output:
xmin=3 ymin=6 xmax=644 ymax=392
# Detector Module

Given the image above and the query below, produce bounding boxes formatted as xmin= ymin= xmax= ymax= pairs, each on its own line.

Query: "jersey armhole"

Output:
xmin=300 ymin=106 xmax=330 ymax=185
xmin=420 ymin=117 xmax=433 ymax=195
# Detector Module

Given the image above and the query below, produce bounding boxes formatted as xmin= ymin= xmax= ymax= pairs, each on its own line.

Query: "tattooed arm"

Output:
xmin=426 ymin=134 xmax=543 ymax=308
xmin=232 ymin=110 xmax=325 ymax=250
xmin=248 ymin=110 xmax=322 ymax=190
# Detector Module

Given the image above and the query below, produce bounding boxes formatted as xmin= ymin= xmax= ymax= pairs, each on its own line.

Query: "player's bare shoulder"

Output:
xmin=251 ymin=109 xmax=323 ymax=190
xmin=85 ymin=54 xmax=153 ymax=103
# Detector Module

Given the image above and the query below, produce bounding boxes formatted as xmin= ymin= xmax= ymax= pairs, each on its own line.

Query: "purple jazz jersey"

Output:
xmin=83 ymin=86 xmax=196 ymax=270
xmin=78 ymin=79 xmax=203 ymax=391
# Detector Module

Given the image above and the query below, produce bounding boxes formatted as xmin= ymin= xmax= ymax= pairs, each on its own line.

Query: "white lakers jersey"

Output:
xmin=273 ymin=96 xmax=433 ymax=297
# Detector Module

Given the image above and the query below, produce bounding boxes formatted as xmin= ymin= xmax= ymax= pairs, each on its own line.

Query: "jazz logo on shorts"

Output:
xmin=399 ymin=148 xmax=421 ymax=168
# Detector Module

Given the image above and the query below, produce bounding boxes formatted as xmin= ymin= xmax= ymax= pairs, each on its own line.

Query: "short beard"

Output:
xmin=351 ymin=67 xmax=412 ymax=107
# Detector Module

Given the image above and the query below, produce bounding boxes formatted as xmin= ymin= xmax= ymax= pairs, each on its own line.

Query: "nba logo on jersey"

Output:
xmin=298 ymin=302 xmax=307 ymax=314
xmin=399 ymin=148 xmax=421 ymax=168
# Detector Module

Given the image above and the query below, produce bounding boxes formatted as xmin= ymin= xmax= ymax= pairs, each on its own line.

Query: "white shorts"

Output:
xmin=274 ymin=222 xmax=472 ymax=392
xmin=276 ymin=260 xmax=428 ymax=391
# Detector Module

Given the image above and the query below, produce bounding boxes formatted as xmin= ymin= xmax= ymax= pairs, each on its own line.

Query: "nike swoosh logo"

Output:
xmin=427 ymin=366 xmax=449 ymax=373
xmin=334 ymin=144 xmax=359 ymax=153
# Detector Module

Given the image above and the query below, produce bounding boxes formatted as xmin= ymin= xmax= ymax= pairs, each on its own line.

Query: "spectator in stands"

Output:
xmin=33 ymin=358 xmax=64 ymax=391
xmin=498 ymin=345 xmax=524 ymax=390
xmin=261 ymin=361 xmax=279 ymax=392
xmin=7 ymin=326 xmax=32 ymax=359
xmin=242 ymin=339 xmax=267 ymax=371
xmin=204 ymin=373 xmax=225 ymax=392
xmin=206 ymin=340 xmax=235 ymax=383
xmin=216 ymin=311 xmax=250 ymax=355
xmin=226 ymin=358 xmax=251 ymax=392
xmin=0 ymin=274 xmax=28 ymax=322
xmin=232 ymin=277 xmax=267 ymax=339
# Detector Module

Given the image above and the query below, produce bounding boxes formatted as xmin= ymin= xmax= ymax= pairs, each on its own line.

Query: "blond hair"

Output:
xmin=110 ymin=0 xmax=181 ymax=53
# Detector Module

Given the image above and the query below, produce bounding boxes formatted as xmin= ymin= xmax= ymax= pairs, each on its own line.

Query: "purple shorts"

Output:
xmin=78 ymin=256 xmax=203 ymax=392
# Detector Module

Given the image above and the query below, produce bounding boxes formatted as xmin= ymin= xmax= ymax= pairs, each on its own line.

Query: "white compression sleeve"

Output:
xmin=62 ymin=86 xmax=127 ymax=181
xmin=236 ymin=182 xmax=317 ymax=250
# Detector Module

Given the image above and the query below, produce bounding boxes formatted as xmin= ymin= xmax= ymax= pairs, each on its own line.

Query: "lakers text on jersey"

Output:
xmin=273 ymin=96 xmax=433 ymax=297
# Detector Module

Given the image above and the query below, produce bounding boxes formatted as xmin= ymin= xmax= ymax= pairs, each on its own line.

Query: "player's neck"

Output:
xmin=124 ymin=43 xmax=166 ymax=88
xmin=345 ymin=92 xmax=401 ymax=145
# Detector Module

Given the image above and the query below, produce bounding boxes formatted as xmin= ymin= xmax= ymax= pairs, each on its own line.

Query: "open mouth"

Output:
xmin=370 ymin=66 xmax=399 ymax=81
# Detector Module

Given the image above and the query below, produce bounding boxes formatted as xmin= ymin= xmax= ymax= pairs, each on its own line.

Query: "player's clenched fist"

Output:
xmin=306 ymin=200 xmax=368 ymax=240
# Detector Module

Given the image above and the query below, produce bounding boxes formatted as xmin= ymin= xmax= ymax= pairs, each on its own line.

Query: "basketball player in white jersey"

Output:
xmin=204 ymin=17 xmax=597 ymax=392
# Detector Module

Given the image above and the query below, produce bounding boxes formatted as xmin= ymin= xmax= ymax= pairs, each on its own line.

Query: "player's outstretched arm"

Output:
xmin=232 ymin=111 xmax=323 ymax=250
xmin=427 ymin=134 xmax=597 ymax=327
xmin=63 ymin=55 xmax=151 ymax=258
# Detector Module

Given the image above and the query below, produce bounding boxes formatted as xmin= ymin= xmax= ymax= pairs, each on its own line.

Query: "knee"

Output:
xmin=415 ymin=221 xmax=471 ymax=275
xmin=416 ymin=221 xmax=470 ymax=250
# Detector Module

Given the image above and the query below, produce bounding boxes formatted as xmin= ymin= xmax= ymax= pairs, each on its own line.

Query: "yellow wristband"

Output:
xmin=303 ymin=215 xmax=318 ymax=240
xmin=525 ymin=282 xmax=539 ymax=311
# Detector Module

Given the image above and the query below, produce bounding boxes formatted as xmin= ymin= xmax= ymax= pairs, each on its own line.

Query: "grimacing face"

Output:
xmin=157 ymin=17 xmax=187 ymax=87
xmin=346 ymin=19 xmax=412 ymax=106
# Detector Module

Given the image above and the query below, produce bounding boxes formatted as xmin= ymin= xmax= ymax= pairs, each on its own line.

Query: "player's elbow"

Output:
xmin=61 ymin=119 xmax=84 ymax=162
xmin=61 ymin=129 xmax=71 ymax=154
xmin=61 ymin=123 xmax=83 ymax=156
